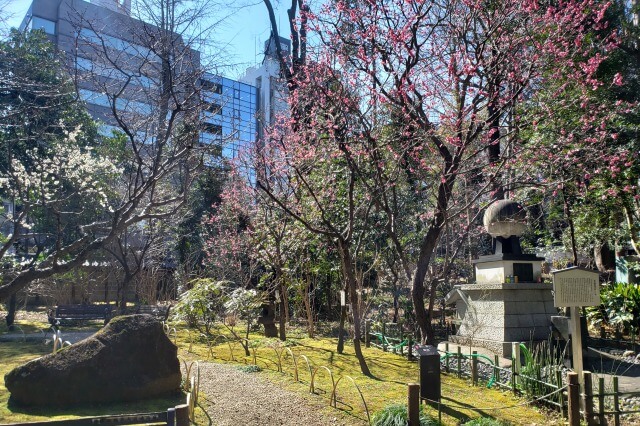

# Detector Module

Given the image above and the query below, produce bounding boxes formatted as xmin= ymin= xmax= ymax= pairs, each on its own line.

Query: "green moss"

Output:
xmin=463 ymin=418 xmax=511 ymax=426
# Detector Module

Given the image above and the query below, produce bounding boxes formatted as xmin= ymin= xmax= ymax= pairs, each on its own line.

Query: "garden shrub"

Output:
xmin=237 ymin=365 xmax=262 ymax=373
xmin=586 ymin=282 xmax=640 ymax=333
xmin=372 ymin=403 xmax=440 ymax=426
xmin=172 ymin=279 xmax=229 ymax=333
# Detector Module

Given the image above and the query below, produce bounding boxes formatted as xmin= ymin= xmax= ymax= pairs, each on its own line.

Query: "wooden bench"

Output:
xmin=136 ymin=305 xmax=171 ymax=321
xmin=48 ymin=304 xmax=113 ymax=326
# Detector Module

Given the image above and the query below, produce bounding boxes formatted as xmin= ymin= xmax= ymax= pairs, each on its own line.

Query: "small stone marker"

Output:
xmin=552 ymin=267 xmax=600 ymax=378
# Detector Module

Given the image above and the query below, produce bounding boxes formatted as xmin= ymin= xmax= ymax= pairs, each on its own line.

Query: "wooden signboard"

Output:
xmin=553 ymin=267 xmax=600 ymax=308
xmin=552 ymin=267 xmax=600 ymax=380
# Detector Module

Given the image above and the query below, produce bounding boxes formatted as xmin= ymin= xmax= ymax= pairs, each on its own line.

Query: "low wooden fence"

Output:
xmin=441 ymin=346 xmax=640 ymax=425
xmin=4 ymin=381 xmax=197 ymax=426
xmin=587 ymin=373 xmax=640 ymax=426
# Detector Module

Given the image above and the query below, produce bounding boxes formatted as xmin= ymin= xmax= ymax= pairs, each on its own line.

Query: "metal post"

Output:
xmin=457 ymin=346 xmax=462 ymax=377
xmin=567 ymin=372 xmax=580 ymax=426
xmin=408 ymin=383 xmax=420 ymax=426
xmin=445 ymin=342 xmax=450 ymax=373
xmin=175 ymin=404 xmax=189 ymax=426
xmin=493 ymin=355 xmax=499 ymax=386
xmin=583 ymin=371 xmax=594 ymax=426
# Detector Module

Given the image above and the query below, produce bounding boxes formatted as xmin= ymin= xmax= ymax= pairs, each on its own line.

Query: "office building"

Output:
xmin=20 ymin=0 xmax=257 ymax=160
xmin=241 ymin=34 xmax=290 ymax=141
xmin=201 ymin=73 xmax=257 ymax=159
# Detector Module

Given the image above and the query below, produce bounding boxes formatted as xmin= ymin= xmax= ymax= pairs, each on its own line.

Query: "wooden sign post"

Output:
xmin=552 ymin=267 xmax=600 ymax=379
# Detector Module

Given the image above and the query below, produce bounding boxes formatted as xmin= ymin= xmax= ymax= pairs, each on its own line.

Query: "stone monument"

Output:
xmin=445 ymin=200 xmax=556 ymax=358
xmin=5 ymin=315 xmax=181 ymax=406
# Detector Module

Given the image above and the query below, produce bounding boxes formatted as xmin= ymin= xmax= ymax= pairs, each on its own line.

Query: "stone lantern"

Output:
xmin=445 ymin=200 xmax=555 ymax=358
xmin=475 ymin=199 xmax=543 ymax=284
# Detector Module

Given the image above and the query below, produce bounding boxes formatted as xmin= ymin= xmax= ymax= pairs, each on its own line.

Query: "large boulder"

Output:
xmin=5 ymin=314 xmax=181 ymax=406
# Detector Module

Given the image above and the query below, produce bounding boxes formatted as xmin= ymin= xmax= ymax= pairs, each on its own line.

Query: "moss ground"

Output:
xmin=0 ymin=313 xmax=563 ymax=425
xmin=175 ymin=325 xmax=563 ymax=426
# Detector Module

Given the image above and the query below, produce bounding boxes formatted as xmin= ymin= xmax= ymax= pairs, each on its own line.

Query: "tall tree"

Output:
xmin=518 ymin=0 xmax=637 ymax=267
xmin=0 ymin=29 xmax=115 ymax=324
xmin=260 ymin=0 xmax=618 ymax=346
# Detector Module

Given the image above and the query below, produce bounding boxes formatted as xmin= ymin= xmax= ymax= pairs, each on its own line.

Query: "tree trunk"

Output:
xmin=392 ymin=288 xmax=399 ymax=324
xmin=624 ymin=205 xmax=640 ymax=257
xmin=5 ymin=293 xmax=17 ymax=329
xmin=283 ymin=285 xmax=290 ymax=326
xmin=426 ymin=279 xmax=438 ymax=344
xmin=410 ymin=172 xmax=455 ymax=344
xmin=594 ymin=242 xmax=607 ymax=273
xmin=302 ymin=275 xmax=315 ymax=338
xmin=338 ymin=240 xmax=371 ymax=376
xmin=337 ymin=301 xmax=346 ymax=354
xmin=278 ymin=282 xmax=286 ymax=341
xmin=563 ymin=191 xmax=579 ymax=266
xmin=118 ymin=274 xmax=133 ymax=314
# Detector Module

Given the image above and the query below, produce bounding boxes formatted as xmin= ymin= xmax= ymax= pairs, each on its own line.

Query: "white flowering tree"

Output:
xmin=0 ymin=10 xmax=214 ymax=316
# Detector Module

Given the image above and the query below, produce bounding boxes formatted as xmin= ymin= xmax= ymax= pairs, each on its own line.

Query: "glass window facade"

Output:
xmin=200 ymin=74 xmax=257 ymax=160
xmin=79 ymin=89 xmax=152 ymax=115
xmin=76 ymin=56 xmax=156 ymax=88
xmin=79 ymin=28 xmax=158 ymax=61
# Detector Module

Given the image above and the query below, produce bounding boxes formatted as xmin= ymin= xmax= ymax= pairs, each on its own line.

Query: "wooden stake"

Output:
xmin=568 ymin=372 xmax=580 ymax=426
xmin=408 ymin=383 xmax=420 ymax=426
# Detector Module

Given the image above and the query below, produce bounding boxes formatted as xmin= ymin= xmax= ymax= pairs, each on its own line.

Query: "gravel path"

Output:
xmin=196 ymin=362 xmax=365 ymax=426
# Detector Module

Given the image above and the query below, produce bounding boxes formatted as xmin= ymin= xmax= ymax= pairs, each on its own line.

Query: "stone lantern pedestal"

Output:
xmin=445 ymin=282 xmax=555 ymax=358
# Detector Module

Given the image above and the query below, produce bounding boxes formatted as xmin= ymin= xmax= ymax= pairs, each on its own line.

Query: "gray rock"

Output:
xmin=4 ymin=314 xmax=180 ymax=406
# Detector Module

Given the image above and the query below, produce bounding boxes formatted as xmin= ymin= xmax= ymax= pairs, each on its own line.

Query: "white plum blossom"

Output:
xmin=1 ymin=129 xmax=121 ymax=210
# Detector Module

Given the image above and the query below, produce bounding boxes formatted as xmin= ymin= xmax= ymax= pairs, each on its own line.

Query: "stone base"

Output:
xmin=446 ymin=282 xmax=556 ymax=359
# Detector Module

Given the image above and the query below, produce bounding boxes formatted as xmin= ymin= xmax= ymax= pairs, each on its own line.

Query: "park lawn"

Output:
xmin=0 ymin=341 xmax=184 ymax=424
xmin=175 ymin=325 xmax=562 ymax=426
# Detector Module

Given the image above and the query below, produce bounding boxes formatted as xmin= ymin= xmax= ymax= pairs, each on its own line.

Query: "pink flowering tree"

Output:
xmin=259 ymin=0 xmax=618 ymax=347
xmin=517 ymin=3 xmax=638 ymax=266
xmin=204 ymin=164 xmax=317 ymax=341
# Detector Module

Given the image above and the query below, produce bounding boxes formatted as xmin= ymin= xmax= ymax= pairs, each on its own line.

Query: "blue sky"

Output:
xmin=3 ymin=0 xmax=290 ymax=79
